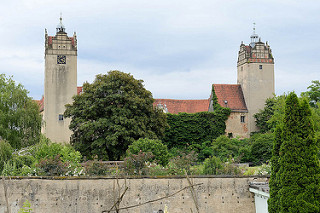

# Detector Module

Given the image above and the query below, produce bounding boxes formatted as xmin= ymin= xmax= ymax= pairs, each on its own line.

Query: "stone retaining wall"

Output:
xmin=0 ymin=176 xmax=268 ymax=213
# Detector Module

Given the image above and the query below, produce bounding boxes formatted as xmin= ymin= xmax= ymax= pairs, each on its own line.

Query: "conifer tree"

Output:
xmin=268 ymin=92 xmax=320 ymax=212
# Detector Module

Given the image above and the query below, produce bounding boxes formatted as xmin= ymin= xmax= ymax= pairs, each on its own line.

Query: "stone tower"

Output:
xmin=237 ymin=27 xmax=274 ymax=133
xmin=44 ymin=17 xmax=77 ymax=143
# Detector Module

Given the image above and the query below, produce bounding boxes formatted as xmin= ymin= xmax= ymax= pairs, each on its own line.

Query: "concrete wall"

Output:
xmin=0 ymin=176 xmax=267 ymax=213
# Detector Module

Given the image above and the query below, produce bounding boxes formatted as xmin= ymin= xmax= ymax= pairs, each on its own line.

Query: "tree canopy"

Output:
xmin=64 ymin=71 xmax=167 ymax=160
xmin=0 ymin=74 xmax=41 ymax=149
xmin=268 ymin=92 xmax=320 ymax=212
xmin=302 ymin=80 xmax=320 ymax=107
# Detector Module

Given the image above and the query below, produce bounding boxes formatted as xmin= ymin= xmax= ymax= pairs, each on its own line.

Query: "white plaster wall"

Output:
xmin=237 ymin=63 xmax=274 ymax=133
xmin=44 ymin=33 xmax=77 ymax=143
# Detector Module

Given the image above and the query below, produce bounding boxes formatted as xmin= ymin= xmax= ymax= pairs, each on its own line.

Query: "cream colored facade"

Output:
xmin=237 ymin=38 xmax=274 ymax=133
xmin=225 ymin=111 xmax=249 ymax=138
xmin=43 ymin=19 xmax=77 ymax=143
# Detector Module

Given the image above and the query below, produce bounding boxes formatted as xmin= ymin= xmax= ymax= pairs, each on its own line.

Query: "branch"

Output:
xmin=185 ymin=171 xmax=199 ymax=213
xmin=103 ymin=183 xmax=203 ymax=212
xmin=106 ymin=186 xmax=128 ymax=213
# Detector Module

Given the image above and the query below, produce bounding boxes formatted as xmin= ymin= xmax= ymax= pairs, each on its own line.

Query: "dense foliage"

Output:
xmin=302 ymin=80 xmax=320 ymax=107
xmin=0 ymin=140 xmax=13 ymax=173
xmin=2 ymin=137 xmax=82 ymax=176
xmin=268 ymin=92 xmax=320 ymax=212
xmin=162 ymin=85 xmax=230 ymax=156
xmin=65 ymin=71 xmax=167 ymax=161
xmin=254 ymin=95 xmax=286 ymax=133
xmin=163 ymin=111 xmax=230 ymax=152
xmin=0 ymin=74 xmax=42 ymax=149
xmin=249 ymin=133 xmax=273 ymax=165
xmin=127 ymin=138 xmax=169 ymax=166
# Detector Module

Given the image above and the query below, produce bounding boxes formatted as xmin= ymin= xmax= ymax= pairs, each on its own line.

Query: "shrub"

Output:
xmin=127 ymin=138 xmax=169 ymax=166
xmin=212 ymin=135 xmax=250 ymax=162
xmin=168 ymin=151 xmax=198 ymax=175
xmin=203 ymin=156 xmax=241 ymax=175
xmin=203 ymin=156 xmax=223 ymax=175
xmin=36 ymin=155 xmax=70 ymax=176
xmin=124 ymin=151 xmax=154 ymax=175
xmin=83 ymin=157 xmax=109 ymax=176
xmin=4 ymin=137 xmax=83 ymax=176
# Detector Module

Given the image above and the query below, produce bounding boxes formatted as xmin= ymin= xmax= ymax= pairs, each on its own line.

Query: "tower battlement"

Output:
xmin=45 ymin=30 xmax=77 ymax=53
xmin=237 ymin=40 xmax=273 ymax=66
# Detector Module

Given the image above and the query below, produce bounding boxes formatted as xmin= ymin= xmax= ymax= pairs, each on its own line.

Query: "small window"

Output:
xmin=259 ymin=65 xmax=263 ymax=69
xmin=228 ymin=133 xmax=233 ymax=138
xmin=58 ymin=114 xmax=64 ymax=121
xmin=240 ymin=116 xmax=245 ymax=123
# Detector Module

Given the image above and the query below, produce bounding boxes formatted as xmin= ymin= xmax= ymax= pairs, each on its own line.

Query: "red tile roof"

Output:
xmin=77 ymin=86 xmax=83 ymax=94
xmin=35 ymin=96 xmax=44 ymax=112
xmin=153 ymin=99 xmax=210 ymax=114
xmin=38 ymin=87 xmax=212 ymax=114
xmin=213 ymin=84 xmax=247 ymax=111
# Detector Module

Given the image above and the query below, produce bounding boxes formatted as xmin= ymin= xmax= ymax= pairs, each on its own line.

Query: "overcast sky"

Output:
xmin=1 ymin=0 xmax=320 ymax=100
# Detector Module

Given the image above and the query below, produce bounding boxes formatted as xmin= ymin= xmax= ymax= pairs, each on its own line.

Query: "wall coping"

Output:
xmin=1 ymin=175 xmax=270 ymax=180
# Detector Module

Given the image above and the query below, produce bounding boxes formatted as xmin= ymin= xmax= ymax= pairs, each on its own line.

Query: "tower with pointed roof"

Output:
xmin=43 ymin=16 xmax=77 ymax=143
xmin=237 ymin=25 xmax=274 ymax=133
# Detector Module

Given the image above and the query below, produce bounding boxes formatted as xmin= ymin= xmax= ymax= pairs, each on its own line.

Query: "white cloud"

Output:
xmin=1 ymin=0 xmax=320 ymax=100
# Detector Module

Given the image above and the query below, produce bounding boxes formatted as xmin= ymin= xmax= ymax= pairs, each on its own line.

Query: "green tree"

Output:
xmin=302 ymin=80 xmax=320 ymax=107
xmin=211 ymin=135 xmax=250 ymax=162
xmin=127 ymin=138 xmax=170 ymax=166
xmin=0 ymin=140 xmax=13 ymax=173
xmin=65 ymin=71 xmax=167 ymax=160
xmin=0 ymin=74 xmax=42 ymax=149
xmin=268 ymin=92 xmax=320 ymax=212
xmin=250 ymin=133 xmax=274 ymax=165
xmin=254 ymin=95 xmax=286 ymax=133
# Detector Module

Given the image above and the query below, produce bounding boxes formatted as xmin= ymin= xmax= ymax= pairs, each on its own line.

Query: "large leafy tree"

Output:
xmin=268 ymin=92 xmax=320 ymax=212
xmin=302 ymin=80 xmax=320 ymax=107
xmin=65 ymin=71 xmax=167 ymax=160
xmin=254 ymin=95 xmax=286 ymax=133
xmin=0 ymin=74 xmax=41 ymax=149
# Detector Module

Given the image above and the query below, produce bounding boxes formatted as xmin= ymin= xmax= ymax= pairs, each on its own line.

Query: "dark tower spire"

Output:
xmin=250 ymin=23 xmax=259 ymax=47
xmin=56 ymin=13 xmax=66 ymax=33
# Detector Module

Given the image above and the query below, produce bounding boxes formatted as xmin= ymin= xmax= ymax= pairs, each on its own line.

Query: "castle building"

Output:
xmin=40 ymin=20 xmax=274 ymax=142
xmin=155 ymin=29 xmax=274 ymax=138
xmin=43 ymin=17 xmax=77 ymax=143
xmin=237 ymin=31 xmax=274 ymax=133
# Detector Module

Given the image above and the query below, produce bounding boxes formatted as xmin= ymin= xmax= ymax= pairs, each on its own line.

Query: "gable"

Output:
xmin=212 ymin=84 xmax=247 ymax=112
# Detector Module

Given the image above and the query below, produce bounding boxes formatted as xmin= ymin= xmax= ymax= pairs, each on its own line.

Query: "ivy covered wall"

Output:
xmin=163 ymin=86 xmax=231 ymax=150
